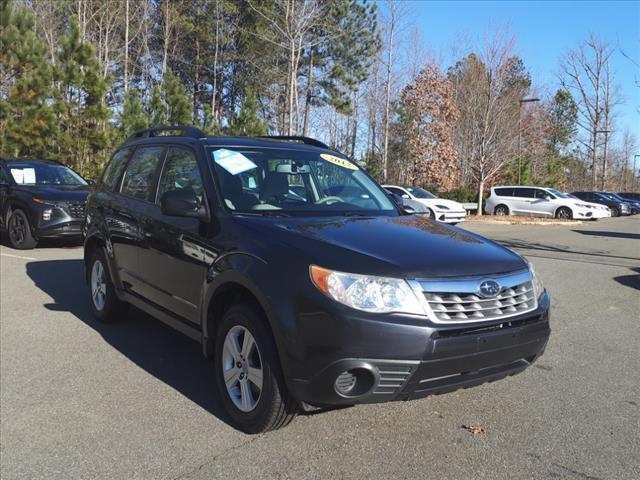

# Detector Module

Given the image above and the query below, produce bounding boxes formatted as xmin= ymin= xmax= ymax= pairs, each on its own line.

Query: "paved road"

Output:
xmin=1 ymin=217 xmax=639 ymax=480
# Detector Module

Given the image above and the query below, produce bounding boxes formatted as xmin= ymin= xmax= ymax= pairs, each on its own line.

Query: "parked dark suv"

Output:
xmin=84 ymin=126 xmax=551 ymax=433
xmin=571 ymin=191 xmax=631 ymax=217
xmin=0 ymin=158 xmax=91 ymax=249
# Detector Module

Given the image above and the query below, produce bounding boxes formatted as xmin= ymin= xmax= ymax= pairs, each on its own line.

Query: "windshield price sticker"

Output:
xmin=213 ymin=149 xmax=257 ymax=175
xmin=320 ymin=153 xmax=358 ymax=170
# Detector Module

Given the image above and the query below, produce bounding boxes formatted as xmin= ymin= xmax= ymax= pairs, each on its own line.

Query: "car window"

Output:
xmin=120 ymin=146 xmax=164 ymax=201
xmin=494 ymin=188 xmax=513 ymax=197
xmin=7 ymin=162 xmax=87 ymax=185
xmin=101 ymin=148 xmax=132 ymax=192
xmin=514 ymin=188 xmax=534 ymax=198
xmin=156 ymin=147 xmax=204 ymax=204
xmin=385 ymin=187 xmax=405 ymax=196
xmin=534 ymin=189 xmax=555 ymax=199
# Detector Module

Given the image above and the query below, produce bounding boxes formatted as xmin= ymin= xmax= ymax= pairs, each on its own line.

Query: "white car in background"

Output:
xmin=566 ymin=194 xmax=611 ymax=219
xmin=382 ymin=185 xmax=467 ymax=224
xmin=485 ymin=186 xmax=594 ymax=220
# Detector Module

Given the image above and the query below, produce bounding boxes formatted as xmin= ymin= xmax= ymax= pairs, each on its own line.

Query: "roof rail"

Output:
xmin=258 ymin=135 xmax=329 ymax=149
xmin=127 ymin=125 xmax=207 ymax=142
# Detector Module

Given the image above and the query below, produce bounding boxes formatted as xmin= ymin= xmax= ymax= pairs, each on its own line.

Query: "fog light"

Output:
xmin=334 ymin=368 xmax=376 ymax=397
xmin=42 ymin=209 xmax=52 ymax=221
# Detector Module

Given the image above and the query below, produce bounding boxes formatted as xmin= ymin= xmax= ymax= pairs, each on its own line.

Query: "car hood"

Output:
xmin=414 ymin=198 xmax=465 ymax=210
xmin=238 ymin=214 xmax=527 ymax=278
xmin=14 ymin=185 xmax=91 ymax=202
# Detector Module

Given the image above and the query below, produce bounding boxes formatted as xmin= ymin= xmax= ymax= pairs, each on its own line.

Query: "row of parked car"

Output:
xmin=484 ymin=186 xmax=640 ymax=220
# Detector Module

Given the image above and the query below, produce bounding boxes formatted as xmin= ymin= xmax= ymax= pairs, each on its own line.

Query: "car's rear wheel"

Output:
xmin=88 ymin=248 xmax=128 ymax=322
xmin=494 ymin=205 xmax=509 ymax=216
xmin=215 ymin=303 xmax=298 ymax=433
xmin=556 ymin=207 xmax=573 ymax=220
xmin=7 ymin=209 xmax=37 ymax=250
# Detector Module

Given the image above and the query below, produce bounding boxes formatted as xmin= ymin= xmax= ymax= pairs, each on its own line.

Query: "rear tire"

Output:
xmin=494 ymin=205 xmax=509 ymax=216
xmin=556 ymin=207 xmax=573 ymax=220
xmin=214 ymin=303 xmax=299 ymax=433
xmin=88 ymin=248 xmax=128 ymax=323
xmin=7 ymin=209 xmax=37 ymax=250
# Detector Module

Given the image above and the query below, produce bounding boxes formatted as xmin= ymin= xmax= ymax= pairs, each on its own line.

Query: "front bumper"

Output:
xmin=287 ymin=290 xmax=550 ymax=406
xmin=34 ymin=205 xmax=84 ymax=239
xmin=437 ymin=210 xmax=467 ymax=223
xmin=573 ymin=209 xmax=593 ymax=219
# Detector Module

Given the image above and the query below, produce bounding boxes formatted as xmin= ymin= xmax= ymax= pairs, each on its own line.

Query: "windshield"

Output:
xmin=406 ymin=187 xmax=436 ymax=199
xmin=208 ymin=147 xmax=397 ymax=216
xmin=548 ymin=188 xmax=571 ymax=199
xmin=8 ymin=162 xmax=87 ymax=186
xmin=606 ymin=193 xmax=627 ymax=202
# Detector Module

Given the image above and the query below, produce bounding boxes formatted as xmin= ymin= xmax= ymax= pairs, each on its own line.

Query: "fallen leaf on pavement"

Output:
xmin=462 ymin=425 xmax=487 ymax=434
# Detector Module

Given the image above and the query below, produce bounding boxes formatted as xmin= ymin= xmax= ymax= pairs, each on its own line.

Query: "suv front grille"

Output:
xmin=64 ymin=202 xmax=86 ymax=219
xmin=424 ymin=281 xmax=535 ymax=322
xmin=412 ymin=269 xmax=537 ymax=324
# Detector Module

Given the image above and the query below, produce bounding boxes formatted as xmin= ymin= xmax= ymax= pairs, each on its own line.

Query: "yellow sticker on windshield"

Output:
xmin=320 ymin=153 xmax=358 ymax=170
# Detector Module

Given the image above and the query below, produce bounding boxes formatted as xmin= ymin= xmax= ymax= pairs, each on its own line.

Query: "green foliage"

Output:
xmin=0 ymin=0 xmax=56 ymax=158
xmin=120 ymin=89 xmax=149 ymax=137
xmin=148 ymin=85 xmax=167 ymax=127
xmin=440 ymin=185 xmax=477 ymax=203
xmin=547 ymin=89 xmax=578 ymax=153
xmin=226 ymin=90 xmax=267 ymax=136
xmin=163 ymin=70 xmax=191 ymax=125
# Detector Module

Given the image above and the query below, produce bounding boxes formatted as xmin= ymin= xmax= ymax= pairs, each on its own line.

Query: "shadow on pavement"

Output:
xmin=572 ymin=229 xmax=640 ymax=241
xmin=25 ymin=258 xmax=234 ymax=428
xmin=613 ymin=267 xmax=640 ymax=291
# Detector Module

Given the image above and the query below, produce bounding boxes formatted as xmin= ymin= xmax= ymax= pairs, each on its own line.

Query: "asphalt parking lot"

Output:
xmin=1 ymin=216 xmax=639 ymax=480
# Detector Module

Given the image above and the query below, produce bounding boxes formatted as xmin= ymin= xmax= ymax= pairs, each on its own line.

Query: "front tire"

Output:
xmin=556 ymin=207 xmax=573 ymax=220
xmin=609 ymin=206 xmax=619 ymax=217
xmin=88 ymin=248 xmax=128 ymax=323
xmin=215 ymin=303 xmax=298 ymax=433
xmin=7 ymin=209 xmax=37 ymax=249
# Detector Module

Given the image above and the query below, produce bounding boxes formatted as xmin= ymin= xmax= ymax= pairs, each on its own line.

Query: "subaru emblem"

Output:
xmin=478 ymin=280 xmax=501 ymax=298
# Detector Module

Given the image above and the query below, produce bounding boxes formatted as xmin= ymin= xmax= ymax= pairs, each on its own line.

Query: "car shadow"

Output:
xmin=613 ymin=267 xmax=640 ymax=291
xmin=24 ymin=258 xmax=235 ymax=428
xmin=572 ymin=230 xmax=640 ymax=241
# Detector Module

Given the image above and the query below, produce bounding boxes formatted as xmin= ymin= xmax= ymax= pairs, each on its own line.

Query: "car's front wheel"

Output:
xmin=7 ymin=209 xmax=37 ymax=249
xmin=556 ymin=207 xmax=573 ymax=220
xmin=215 ymin=303 xmax=298 ymax=433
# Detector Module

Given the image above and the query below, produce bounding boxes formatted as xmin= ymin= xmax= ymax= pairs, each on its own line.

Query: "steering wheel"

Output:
xmin=316 ymin=196 xmax=343 ymax=205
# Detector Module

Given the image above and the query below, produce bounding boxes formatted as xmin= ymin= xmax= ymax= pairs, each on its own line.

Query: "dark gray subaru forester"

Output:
xmin=84 ymin=126 xmax=550 ymax=433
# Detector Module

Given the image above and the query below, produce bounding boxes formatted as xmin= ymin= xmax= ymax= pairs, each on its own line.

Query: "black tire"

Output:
xmin=494 ymin=204 xmax=509 ymax=216
xmin=609 ymin=206 xmax=619 ymax=217
xmin=425 ymin=208 xmax=435 ymax=220
xmin=214 ymin=303 xmax=299 ymax=433
xmin=87 ymin=248 xmax=128 ymax=323
xmin=556 ymin=206 xmax=573 ymax=220
xmin=7 ymin=209 xmax=37 ymax=250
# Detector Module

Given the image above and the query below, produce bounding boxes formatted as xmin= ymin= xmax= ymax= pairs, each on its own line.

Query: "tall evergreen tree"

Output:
xmin=0 ymin=0 xmax=56 ymax=158
xmin=164 ymin=70 xmax=191 ymax=125
xmin=227 ymin=90 xmax=267 ymax=136
xmin=52 ymin=18 xmax=109 ymax=175
xmin=120 ymin=89 xmax=149 ymax=136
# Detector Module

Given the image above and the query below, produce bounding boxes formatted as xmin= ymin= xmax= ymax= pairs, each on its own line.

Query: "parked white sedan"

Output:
xmin=566 ymin=194 xmax=611 ymax=219
xmin=485 ymin=186 xmax=593 ymax=219
xmin=382 ymin=185 xmax=467 ymax=223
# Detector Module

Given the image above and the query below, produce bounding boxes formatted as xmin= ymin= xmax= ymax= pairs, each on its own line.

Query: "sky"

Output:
xmin=383 ymin=0 xmax=639 ymax=144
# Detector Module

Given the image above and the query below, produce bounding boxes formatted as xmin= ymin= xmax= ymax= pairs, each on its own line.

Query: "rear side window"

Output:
xmin=514 ymin=188 xmax=534 ymax=198
xmin=121 ymin=146 xmax=164 ymax=201
xmin=101 ymin=148 xmax=131 ymax=192
xmin=494 ymin=188 xmax=513 ymax=197
xmin=156 ymin=147 xmax=204 ymax=203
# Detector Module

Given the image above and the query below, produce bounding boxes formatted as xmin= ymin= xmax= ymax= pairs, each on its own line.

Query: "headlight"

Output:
xmin=526 ymin=260 xmax=544 ymax=299
xmin=310 ymin=265 xmax=426 ymax=315
xmin=435 ymin=204 xmax=450 ymax=210
xmin=42 ymin=209 xmax=52 ymax=221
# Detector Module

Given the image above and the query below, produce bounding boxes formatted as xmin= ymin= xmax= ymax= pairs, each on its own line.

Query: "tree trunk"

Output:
xmin=476 ymin=177 xmax=485 ymax=217
xmin=162 ymin=0 xmax=170 ymax=78
xmin=302 ymin=48 xmax=314 ymax=136
xmin=124 ymin=0 xmax=129 ymax=92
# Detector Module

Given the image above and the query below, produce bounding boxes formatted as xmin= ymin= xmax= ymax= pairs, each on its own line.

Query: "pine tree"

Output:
xmin=227 ymin=90 xmax=267 ymax=136
xmin=121 ymin=89 xmax=148 ymax=136
xmin=149 ymin=85 xmax=167 ymax=127
xmin=0 ymin=0 xmax=57 ymax=158
xmin=164 ymin=69 xmax=191 ymax=125
xmin=52 ymin=17 xmax=109 ymax=176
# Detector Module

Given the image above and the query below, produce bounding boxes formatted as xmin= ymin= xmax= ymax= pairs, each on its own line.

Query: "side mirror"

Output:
xmin=160 ymin=189 xmax=208 ymax=220
xmin=403 ymin=205 xmax=416 ymax=214
xmin=402 ymin=194 xmax=410 ymax=199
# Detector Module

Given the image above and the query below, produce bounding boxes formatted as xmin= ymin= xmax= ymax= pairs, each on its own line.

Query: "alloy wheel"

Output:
xmin=9 ymin=213 xmax=26 ymax=245
xmin=222 ymin=325 xmax=263 ymax=412
xmin=91 ymin=259 xmax=107 ymax=311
